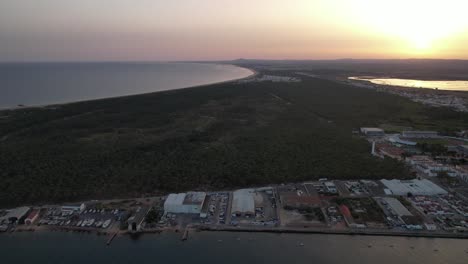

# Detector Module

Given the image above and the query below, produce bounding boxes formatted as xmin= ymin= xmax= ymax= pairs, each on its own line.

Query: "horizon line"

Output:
xmin=1 ymin=58 xmax=468 ymax=64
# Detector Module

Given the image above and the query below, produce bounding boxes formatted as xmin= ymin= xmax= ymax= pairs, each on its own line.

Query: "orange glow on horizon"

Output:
xmin=0 ymin=0 xmax=467 ymax=61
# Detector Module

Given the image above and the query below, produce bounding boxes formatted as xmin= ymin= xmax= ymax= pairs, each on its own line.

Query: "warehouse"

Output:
xmin=232 ymin=189 xmax=255 ymax=216
xmin=381 ymin=179 xmax=447 ymax=196
xmin=360 ymin=127 xmax=385 ymax=137
xmin=0 ymin=206 xmax=30 ymax=224
xmin=61 ymin=203 xmax=86 ymax=213
xmin=381 ymin=197 xmax=412 ymax=217
xmin=164 ymin=192 xmax=206 ymax=214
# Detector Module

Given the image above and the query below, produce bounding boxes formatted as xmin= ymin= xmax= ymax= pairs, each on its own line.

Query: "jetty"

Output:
xmin=107 ymin=232 xmax=118 ymax=246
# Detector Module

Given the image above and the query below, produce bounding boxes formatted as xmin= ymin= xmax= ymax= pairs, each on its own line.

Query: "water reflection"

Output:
xmin=349 ymin=77 xmax=468 ymax=91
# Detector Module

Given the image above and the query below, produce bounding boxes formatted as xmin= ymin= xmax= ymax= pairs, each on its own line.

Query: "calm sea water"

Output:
xmin=0 ymin=62 xmax=253 ymax=109
xmin=1 ymin=231 xmax=467 ymax=264
xmin=349 ymin=77 xmax=468 ymax=91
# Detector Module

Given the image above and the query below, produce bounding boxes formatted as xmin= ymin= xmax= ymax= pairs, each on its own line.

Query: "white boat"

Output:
xmin=77 ymin=220 xmax=83 ymax=227
xmin=95 ymin=221 xmax=103 ymax=228
xmin=87 ymin=219 xmax=95 ymax=226
xmin=102 ymin=219 xmax=112 ymax=229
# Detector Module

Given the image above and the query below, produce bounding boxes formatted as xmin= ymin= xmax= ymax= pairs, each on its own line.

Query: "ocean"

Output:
xmin=0 ymin=62 xmax=253 ymax=109
xmin=1 ymin=231 xmax=467 ymax=264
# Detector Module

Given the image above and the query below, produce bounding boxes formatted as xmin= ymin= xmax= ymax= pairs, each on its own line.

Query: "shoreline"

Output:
xmin=6 ymin=225 xmax=468 ymax=240
xmin=197 ymin=225 xmax=468 ymax=240
xmin=0 ymin=63 xmax=257 ymax=112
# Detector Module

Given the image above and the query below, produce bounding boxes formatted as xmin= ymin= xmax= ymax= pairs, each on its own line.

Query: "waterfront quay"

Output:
xmin=2 ymin=179 xmax=468 ymax=239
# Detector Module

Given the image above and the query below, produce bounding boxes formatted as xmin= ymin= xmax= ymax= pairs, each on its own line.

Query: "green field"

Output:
xmin=1 ymin=71 xmax=467 ymax=206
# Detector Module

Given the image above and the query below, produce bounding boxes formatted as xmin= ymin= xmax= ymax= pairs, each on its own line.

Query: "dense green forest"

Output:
xmin=1 ymin=71 xmax=467 ymax=206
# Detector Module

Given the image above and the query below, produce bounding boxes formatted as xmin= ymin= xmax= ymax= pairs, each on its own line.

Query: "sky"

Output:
xmin=1 ymin=0 xmax=468 ymax=61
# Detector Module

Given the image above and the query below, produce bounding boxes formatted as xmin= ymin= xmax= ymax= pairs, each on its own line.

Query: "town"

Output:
xmin=2 ymin=128 xmax=468 ymax=241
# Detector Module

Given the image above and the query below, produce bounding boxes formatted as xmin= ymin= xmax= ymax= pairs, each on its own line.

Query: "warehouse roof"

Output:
xmin=381 ymin=179 xmax=447 ymax=196
xmin=382 ymin=197 xmax=412 ymax=216
xmin=183 ymin=192 xmax=206 ymax=205
xmin=165 ymin=193 xmax=186 ymax=206
xmin=361 ymin=127 xmax=384 ymax=132
xmin=0 ymin=206 xmax=30 ymax=222
xmin=232 ymin=189 xmax=255 ymax=214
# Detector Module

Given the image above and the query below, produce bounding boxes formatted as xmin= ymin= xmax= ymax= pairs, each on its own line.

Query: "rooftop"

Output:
xmin=183 ymin=192 xmax=206 ymax=205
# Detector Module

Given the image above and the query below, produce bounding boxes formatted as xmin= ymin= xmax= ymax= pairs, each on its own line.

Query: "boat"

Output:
xmin=77 ymin=220 xmax=83 ymax=227
xmin=102 ymin=219 xmax=112 ymax=229
xmin=87 ymin=219 xmax=95 ymax=227
xmin=95 ymin=221 xmax=103 ymax=228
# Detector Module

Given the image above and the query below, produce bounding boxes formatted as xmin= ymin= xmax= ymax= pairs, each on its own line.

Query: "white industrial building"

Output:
xmin=382 ymin=197 xmax=412 ymax=217
xmin=381 ymin=179 xmax=447 ymax=196
xmin=164 ymin=192 xmax=206 ymax=214
xmin=61 ymin=203 xmax=86 ymax=213
xmin=360 ymin=127 xmax=385 ymax=137
xmin=232 ymin=189 xmax=255 ymax=216
xmin=0 ymin=206 xmax=30 ymax=224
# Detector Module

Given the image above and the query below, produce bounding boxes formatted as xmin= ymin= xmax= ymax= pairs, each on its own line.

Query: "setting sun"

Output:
xmin=348 ymin=0 xmax=468 ymax=55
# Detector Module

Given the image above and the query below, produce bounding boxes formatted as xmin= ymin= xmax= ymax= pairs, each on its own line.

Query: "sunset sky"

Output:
xmin=1 ymin=0 xmax=468 ymax=61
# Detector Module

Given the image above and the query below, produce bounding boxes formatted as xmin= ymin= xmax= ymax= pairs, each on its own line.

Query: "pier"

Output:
xmin=107 ymin=232 xmax=118 ymax=246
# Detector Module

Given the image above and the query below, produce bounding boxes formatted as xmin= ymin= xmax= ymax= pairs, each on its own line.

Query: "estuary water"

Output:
xmin=0 ymin=62 xmax=253 ymax=109
xmin=0 ymin=231 xmax=467 ymax=264
xmin=349 ymin=77 xmax=468 ymax=91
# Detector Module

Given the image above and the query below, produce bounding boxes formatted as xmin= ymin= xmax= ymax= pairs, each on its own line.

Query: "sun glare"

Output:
xmin=348 ymin=0 xmax=468 ymax=55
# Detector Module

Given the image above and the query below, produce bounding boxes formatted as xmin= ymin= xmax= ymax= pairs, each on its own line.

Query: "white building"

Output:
xmin=0 ymin=206 xmax=30 ymax=224
xmin=164 ymin=192 xmax=206 ymax=214
xmin=382 ymin=197 xmax=412 ymax=217
xmin=381 ymin=179 xmax=447 ymax=196
xmin=61 ymin=203 xmax=86 ymax=213
xmin=232 ymin=189 xmax=255 ymax=216
xmin=360 ymin=127 xmax=385 ymax=137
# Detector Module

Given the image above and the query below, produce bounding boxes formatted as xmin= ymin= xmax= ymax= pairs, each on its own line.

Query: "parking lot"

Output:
xmin=203 ymin=192 xmax=230 ymax=225
xmin=38 ymin=207 xmax=121 ymax=230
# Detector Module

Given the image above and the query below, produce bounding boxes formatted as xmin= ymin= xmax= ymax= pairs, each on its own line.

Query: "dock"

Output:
xmin=181 ymin=226 xmax=190 ymax=241
xmin=106 ymin=232 xmax=118 ymax=246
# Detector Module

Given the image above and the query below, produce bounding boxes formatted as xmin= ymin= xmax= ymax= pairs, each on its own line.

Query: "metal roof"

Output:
xmin=382 ymin=197 xmax=412 ymax=216
xmin=381 ymin=179 xmax=447 ymax=196
xmin=232 ymin=189 xmax=255 ymax=214
xmin=183 ymin=192 xmax=206 ymax=205
xmin=165 ymin=193 xmax=186 ymax=206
